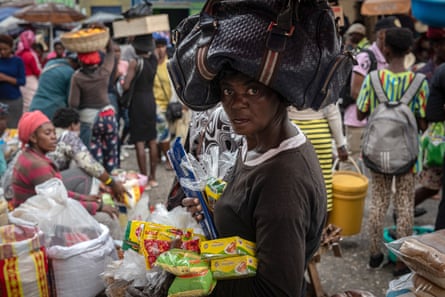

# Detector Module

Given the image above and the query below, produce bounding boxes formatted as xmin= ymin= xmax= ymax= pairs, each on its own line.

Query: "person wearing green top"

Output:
xmin=29 ymin=53 xmax=79 ymax=120
xmin=356 ymin=27 xmax=429 ymax=276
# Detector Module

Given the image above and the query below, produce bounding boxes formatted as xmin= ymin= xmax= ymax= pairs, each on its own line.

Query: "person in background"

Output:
xmin=183 ymin=69 xmax=326 ymax=296
xmin=29 ymin=52 xmax=79 ymax=120
xmin=69 ymin=38 xmax=119 ymax=173
xmin=427 ymin=63 xmax=445 ymax=230
xmin=49 ymin=108 xmax=126 ymax=199
xmin=123 ymin=34 xmax=159 ymax=189
xmin=0 ymin=103 xmax=9 ymax=177
xmin=153 ymin=37 xmax=174 ymax=169
xmin=0 ymin=34 xmax=25 ymax=128
xmin=342 ymin=16 xmax=401 ymax=173
xmin=413 ymin=27 xmax=445 ymax=216
xmin=288 ymin=103 xmax=348 ymax=221
xmin=15 ymin=30 xmax=41 ymax=113
xmin=49 ymin=107 xmax=125 ymax=239
xmin=11 ymin=111 xmax=118 ymax=221
xmin=356 ymin=27 xmax=429 ymax=276
xmin=31 ymin=43 xmax=46 ymax=68
xmin=44 ymin=39 xmax=65 ymax=65
xmin=344 ymin=23 xmax=369 ymax=53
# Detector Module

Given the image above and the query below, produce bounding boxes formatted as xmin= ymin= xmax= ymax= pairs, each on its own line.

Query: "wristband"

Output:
xmin=104 ymin=176 xmax=114 ymax=186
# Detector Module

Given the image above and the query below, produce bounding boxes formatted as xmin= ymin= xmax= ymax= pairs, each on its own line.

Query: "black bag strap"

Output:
xmin=259 ymin=0 xmax=297 ymax=85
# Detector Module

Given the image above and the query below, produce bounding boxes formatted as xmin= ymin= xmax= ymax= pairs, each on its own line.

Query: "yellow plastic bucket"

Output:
xmin=328 ymin=158 xmax=369 ymax=236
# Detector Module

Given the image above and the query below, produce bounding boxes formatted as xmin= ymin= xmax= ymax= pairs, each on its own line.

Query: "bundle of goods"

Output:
xmin=151 ymin=236 xmax=257 ymax=297
xmin=113 ymin=0 xmax=170 ymax=38
xmin=123 ymin=220 xmax=204 ymax=269
xmin=167 ymin=138 xmax=236 ymax=240
xmin=61 ymin=27 xmax=110 ymax=53
xmin=9 ymin=178 xmax=116 ymax=297
xmin=0 ymin=224 xmax=49 ymax=297
xmin=386 ymin=230 xmax=445 ymax=296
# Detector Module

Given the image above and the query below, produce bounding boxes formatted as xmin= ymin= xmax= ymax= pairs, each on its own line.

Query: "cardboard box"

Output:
xmin=200 ymin=236 xmax=256 ymax=259
xmin=113 ymin=14 xmax=170 ymax=38
xmin=211 ymin=255 xmax=258 ymax=279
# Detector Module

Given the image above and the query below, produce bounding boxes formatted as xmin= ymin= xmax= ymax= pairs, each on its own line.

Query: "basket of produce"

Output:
xmin=61 ymin=27 xmax=109 ymax=53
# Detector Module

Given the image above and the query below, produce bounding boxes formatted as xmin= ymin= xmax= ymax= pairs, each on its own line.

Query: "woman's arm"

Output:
xmin=0 ymin=58 xmax=26 ymax=86
xmin=123 ymin=59 xmax=137 ymax=91
xmin=68 ymin=75 xmax=80 ymax=108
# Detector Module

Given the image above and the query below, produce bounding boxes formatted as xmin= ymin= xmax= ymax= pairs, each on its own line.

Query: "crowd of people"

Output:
xmin=1 ymin=8 xmax=445 ymax=296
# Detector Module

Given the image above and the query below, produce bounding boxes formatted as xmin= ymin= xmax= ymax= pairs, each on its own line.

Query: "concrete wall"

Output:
xmin=78 ymin=0 xmax=131 ymax=16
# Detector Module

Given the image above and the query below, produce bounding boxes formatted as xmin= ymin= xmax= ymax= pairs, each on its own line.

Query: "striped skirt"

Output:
xmin=292 ymin=119 xmax=333 ymax=212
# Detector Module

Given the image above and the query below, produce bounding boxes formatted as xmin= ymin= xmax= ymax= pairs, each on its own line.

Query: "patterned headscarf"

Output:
xmin=15 ymin=30 xmax=36 ymax=56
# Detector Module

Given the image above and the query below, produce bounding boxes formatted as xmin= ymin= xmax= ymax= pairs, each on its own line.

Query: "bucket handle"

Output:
xmin=332 ymin=157 xmax=362 ymax=175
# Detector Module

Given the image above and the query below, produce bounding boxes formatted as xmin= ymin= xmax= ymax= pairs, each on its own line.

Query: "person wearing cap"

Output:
xmin=341 ymin=16 xmax=401 ymax=173
xmin=68 ymin=33 xmax=119 ymax=174
xmin=356 ymin=27 xmax=429 ymax=276
xmin=0 ymin=34 xmax=26 ymax=129
xmin=11 ymin=111 xmax=118 ymax=221
xmin=413 ymin=27 xmax=445 ymax=218
xmin=344 ymin=23 xmax=370 ymax=53
xmin=29 ymin=51 xmax=79 ymax=120
xmin=123 ymin=34 xmax=159 ymax=189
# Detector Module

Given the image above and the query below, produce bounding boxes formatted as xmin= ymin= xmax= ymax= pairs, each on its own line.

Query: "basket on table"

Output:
xmin=61 ymin=27 xmax=110 ymax=53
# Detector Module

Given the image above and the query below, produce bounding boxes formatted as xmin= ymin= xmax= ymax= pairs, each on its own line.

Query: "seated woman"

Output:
xmin=49 ymin=107 xmax=126 ymax=201
xmin=11 ymin=111 xmax=121 ymax=238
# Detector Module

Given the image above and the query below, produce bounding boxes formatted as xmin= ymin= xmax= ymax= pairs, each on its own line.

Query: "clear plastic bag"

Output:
xmin=10 ymin=178 xmax=102 ymax=247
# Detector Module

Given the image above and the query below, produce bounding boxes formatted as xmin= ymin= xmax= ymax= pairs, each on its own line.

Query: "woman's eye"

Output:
xmin=222 ymin=89 xmax=233 ymax=96
xmin=247 ymin=88 xmax=259 ymax=96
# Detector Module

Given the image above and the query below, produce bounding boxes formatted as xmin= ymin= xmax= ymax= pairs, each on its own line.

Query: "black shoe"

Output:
xmin=414 ymin=207 xmax=427 ymax=218
xmin=393 ymin=266 xmax=411 ymax=277
xmin=368 ymin=253 xmax=384 ymax=269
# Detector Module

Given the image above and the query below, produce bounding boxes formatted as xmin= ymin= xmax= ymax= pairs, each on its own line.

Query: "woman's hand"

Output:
xmin=84 ymin=194 xmax=101 ymax=203
xmin=110 ymin=180 xmax=127 ymax=203
xmin=182 ymin=197 xmax=203 ymax=221
xmin=337 ymin=145 xmax=348 ymax=162
xmin=100 ymin=204 xmax=119 ymax=219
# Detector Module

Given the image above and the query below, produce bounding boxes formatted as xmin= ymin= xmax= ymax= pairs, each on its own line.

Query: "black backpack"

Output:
xmin=339 ymin=48 xmax=377 ymax=110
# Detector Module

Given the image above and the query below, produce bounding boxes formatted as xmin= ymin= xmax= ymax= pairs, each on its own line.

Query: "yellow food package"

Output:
xmin=122 ymin=220 xmax=146 ymax=251
xmin=200 ymin=236 xmax=256 ymax=259
xmin=211 ymin=255 xmax=257 ymax=279
xmin=123 ymin=179 xmax=141 ymax=208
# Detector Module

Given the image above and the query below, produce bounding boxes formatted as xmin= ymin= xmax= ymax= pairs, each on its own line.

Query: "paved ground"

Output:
xmin=120 ymin=147 xmax=440 ymax=297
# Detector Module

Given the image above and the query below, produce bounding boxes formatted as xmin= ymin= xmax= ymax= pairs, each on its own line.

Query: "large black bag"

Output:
xmin=168 ymin=0 xmax=353 ymax=111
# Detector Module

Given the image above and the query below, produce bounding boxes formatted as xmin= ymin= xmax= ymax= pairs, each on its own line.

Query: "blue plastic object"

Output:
xmin=383 ymin=225 xmax=434 ymax=263
xmin=412 ymin=0 xmax=445 ymax=27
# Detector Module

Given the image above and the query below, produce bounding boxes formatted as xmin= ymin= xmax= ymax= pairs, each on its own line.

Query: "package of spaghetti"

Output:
xmin=155 ymin=249 xmax=209 ymax=276
xmin=167 ymin=269 xmax=216 ymax=297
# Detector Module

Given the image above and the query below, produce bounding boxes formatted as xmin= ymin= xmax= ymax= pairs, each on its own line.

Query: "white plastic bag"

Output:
xmin=10 ymin=178 xmax=102 ymax=247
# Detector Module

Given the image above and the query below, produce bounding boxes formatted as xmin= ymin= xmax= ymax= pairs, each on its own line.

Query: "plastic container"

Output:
xmin=412 ymin=0 xmax=445 ymax=27
xmin=384 ymin=225 xmax=434 ymax=263
xmin=328 ymin=158 xmax=369 ymax=236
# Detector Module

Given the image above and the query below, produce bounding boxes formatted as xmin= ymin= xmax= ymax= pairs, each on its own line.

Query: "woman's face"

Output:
xmin=54 ymin=43 xmax=65 ymax=57
xmin=220 ymin=72 xmax=283 ymax=137
xmin=0 ymin=42 xmax=12 ymax=58
xmin=30 ymin=122 xmax=57 ymax=153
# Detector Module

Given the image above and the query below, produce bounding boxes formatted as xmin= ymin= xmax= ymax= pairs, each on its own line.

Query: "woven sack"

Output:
xmin=168 ymin=0 xmax=353 ymax=111
xmin=0 ymin=224 xmax=49 ymax=297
